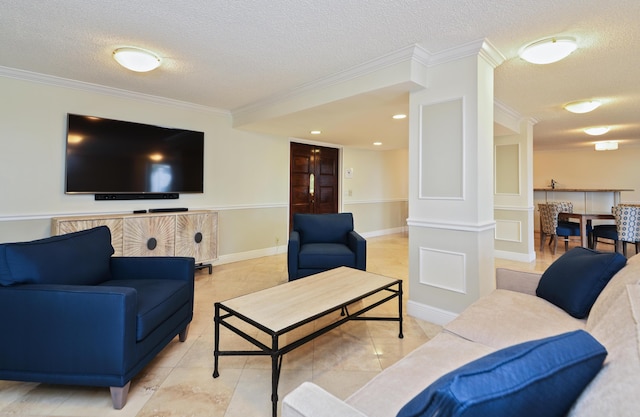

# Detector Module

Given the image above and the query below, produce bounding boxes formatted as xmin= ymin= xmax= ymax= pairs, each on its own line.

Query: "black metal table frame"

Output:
xmin=212 ymin=279 xmax=403 ymax=417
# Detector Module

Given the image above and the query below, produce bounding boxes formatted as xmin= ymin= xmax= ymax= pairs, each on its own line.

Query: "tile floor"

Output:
xmin=0 ymin=232 xmax=578 ymax=417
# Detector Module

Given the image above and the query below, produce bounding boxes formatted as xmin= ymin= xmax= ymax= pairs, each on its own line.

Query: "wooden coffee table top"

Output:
xmin=219 ymin=267 xmax=400 ymax=333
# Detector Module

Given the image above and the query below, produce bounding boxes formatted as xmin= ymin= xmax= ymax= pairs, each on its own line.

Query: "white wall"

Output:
xmin=0 ymin=74 xmax=408 ymax=261
xmin=533 ymin=148 xmax=640 ymax=231
xmin=342 ymin=148 xmax=408 ymax=235
xmin=534 ymin=148 xmax=640 ymax=201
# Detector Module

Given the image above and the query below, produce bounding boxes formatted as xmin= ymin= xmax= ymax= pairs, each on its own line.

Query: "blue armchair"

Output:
xmin=0 ymin=226 xmax=194 ymax=409
xmin=287 ymin=213 xmax=366 ymax=280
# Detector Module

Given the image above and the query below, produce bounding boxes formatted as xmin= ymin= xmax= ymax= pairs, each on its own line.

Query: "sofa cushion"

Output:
xmin=536 ymin=247 xmax=626 ymax=319
xmin=99 ymin=278 xmax=190 ymax=341
xmin=569 ymin=284 xmax=640 ymax=417
xmin=444 ymin=289 xmax=585 ymax=350
xmin=397 ymin=330 xmax=607 ymax=417
xmin=298 ymin=243 xmax=356 ymax=269
xmin=587 ymin=253 xmax=640 ymax=329
xmin=0 ymin=226 xmax=114 ymax=287
xmin=346 ymin=332 xmax=494 ymax=417
xmin=294 ymin=213 xmax=353 ymax=245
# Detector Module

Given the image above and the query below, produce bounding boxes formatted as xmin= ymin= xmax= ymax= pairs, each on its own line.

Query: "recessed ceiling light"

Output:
xmin=113 ymin=47 xmax=161 ymax=72
xmin=392 ymin=114 xmax=407 ymax=119
xmin=594 ymin=141 xmax=618 ymax=151
xmin=564 ymin=100 xmax=602 ymax=114
xmin=373 ymin=142 xmax=383 ymax=146
xmin=310 ymin=130 xmax=321 ymax=135
xmin=519 ymin=37 xmax=577 ymax=64
xmin=584 ymin=126 xmax=610 ymax=136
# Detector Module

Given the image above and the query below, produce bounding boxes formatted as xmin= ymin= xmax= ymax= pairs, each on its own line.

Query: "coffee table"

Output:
xmin=212 ymin=266 xmax=403 ymax=417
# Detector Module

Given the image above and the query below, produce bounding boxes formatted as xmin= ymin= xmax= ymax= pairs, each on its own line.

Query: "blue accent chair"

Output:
xmin=0 ymin=226 xmax=195 ymax=409
xmin=287 ymin=213 xmax=366 ymax=280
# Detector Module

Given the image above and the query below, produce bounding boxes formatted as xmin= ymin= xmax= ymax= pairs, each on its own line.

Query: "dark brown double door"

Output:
xmin=289 ymin=142 xmax=339 ymax=230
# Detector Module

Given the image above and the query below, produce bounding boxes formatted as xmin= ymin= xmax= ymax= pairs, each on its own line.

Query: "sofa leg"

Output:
xmin=110 ymin=381 xmax=130 ymax=409
xmin=179 ymin=324 xmax=190 ymax=342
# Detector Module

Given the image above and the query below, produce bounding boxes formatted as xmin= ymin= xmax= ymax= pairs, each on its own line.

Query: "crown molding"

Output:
xmin=425 ymin=38 xmax=505 ymax=68
xmin=233 ymin=44 xmax=431 ymax=116
xmin=0 ymin=65 xmax=229 ymax=115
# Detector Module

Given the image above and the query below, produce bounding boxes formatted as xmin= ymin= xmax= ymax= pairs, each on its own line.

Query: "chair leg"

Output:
xmin=110 ymin=381 xmax=131 ymax=409
xmin=540 ymin=232 xmax=546 ymax=252
xmin=564 ymin=236 xmax=569 ymax=252
xmin=179 ymin=324 xmax=190 ymax=342
xmin=623 ymin=242 xmax=628 ymax=257
xmin=552 ymin=235 xmax=558 ymax=255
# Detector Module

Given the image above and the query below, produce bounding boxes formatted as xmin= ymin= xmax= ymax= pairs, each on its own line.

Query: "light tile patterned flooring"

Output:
xmin=0 ymin=233 xmax=572 ymax=417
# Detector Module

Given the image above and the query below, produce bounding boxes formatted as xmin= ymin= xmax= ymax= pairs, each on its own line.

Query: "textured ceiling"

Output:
xmin=1 ymin=0 xmax=639 ymax=151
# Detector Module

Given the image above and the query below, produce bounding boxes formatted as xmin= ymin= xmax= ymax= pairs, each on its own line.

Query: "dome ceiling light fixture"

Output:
xmin=564 ymin=100 xmax=602 ymax=114
xmin=113 ymin=47 xmax=162 ymax=72
xmin=519 ymin=37 xmax=577 ymax=64
xmin=584 ymin=126 xmax=610 ymax=136
xmin=594 ymin=141 xmax=618 ymax=151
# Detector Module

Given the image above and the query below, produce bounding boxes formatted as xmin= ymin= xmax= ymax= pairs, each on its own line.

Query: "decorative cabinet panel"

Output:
xmin=54 ymin=217 xmax=125 ymax=256
xmin=124 ymin=215 xmax=176 ymax=257
xmin=175 ymin=212 xmax=217 ymax=262
xmin=51 ymin=211 xmax=218 ymax=266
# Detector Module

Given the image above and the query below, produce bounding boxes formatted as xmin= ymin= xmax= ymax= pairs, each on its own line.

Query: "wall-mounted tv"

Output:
xmin=65 ymin=114 xmax=204 ymax=198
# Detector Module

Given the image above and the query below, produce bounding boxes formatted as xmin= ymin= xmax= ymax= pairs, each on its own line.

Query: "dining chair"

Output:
xmin=538 ymin=202 xmax=581 ymax=255
xmin=612 ymin=205 xmax=640 ymax=257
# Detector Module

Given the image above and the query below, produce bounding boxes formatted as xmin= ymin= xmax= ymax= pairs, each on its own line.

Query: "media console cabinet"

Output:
xmin=51 ymin=210 xmax=218 ymax=273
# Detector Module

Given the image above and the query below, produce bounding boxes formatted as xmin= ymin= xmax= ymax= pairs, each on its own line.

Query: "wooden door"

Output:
xmin=289 ymin=142 xmax=339 ymax=230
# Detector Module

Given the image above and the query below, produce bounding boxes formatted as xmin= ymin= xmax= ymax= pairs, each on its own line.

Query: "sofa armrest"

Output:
xmin=288 ymin=231 xmax=301 ymax=277
xmin=0 ymin=284 xmax=137 ymax=377
xmin=110 ymin=256 xmax=194 ymax=282
xmin=496 ymin=268 xmax=542 ymax=296
xmin=283 ymin=382 xmax=367 ymax=417
xmin=347 ymin=231 xmax=367 ymax=271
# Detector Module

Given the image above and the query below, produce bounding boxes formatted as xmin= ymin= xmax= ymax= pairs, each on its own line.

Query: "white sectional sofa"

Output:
xmin=283 ymin=248 xmax=640 ymax=417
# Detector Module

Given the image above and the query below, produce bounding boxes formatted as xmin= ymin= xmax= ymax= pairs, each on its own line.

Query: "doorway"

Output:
xmin=289 ymin=142 xmax=339 ymax=230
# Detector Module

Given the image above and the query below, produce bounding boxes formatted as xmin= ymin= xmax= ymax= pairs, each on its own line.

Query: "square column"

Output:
xmin=407 ymin=45 xmax=501 ymax=325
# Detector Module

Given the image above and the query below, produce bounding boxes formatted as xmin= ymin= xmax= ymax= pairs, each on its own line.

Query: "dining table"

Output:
xmin=558 ymin=212 xmax=615 ymax=248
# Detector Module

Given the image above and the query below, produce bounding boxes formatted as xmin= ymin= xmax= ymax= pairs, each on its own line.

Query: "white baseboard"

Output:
xmin=407 ymin=300 xmax=458 ymax=326
xmin=212 ymin=245 xmax=287 ymax=265
xmin=494 ymin=249 xmax=536 ymax=263
xmin=212 ymin=227 xmax=406 ymax=266
xmin=361 ymin=226 xmax=408 ymax=239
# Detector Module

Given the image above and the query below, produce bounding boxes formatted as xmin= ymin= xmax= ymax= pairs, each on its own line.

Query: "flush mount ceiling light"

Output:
xmin=564 ymin=100 xmax=602 ymax=114
xmin=584 ymin=126 xmax=610 ymax=136
xmin=113 ymin=47 xmax=161 ymax=72
xmin=519 ymin=37 xmax=577 ymax=64
xmin=392 ymin=114 xmax=407 ymax=119
xmin=310 ymin=130 xmax=321 ymax=135
xmin=373 ymin=142 xmax=383 ymax=146
xmin=594 ymin=141 xmax=618 ymax=151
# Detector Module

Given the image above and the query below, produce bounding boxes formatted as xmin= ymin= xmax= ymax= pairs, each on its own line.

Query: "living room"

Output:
xmin=1 ymin=1 xmax=640 ymax=416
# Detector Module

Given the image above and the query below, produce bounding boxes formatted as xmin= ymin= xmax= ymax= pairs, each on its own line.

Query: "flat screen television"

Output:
xmin=65 ymin=114 xmax=204 ymax=197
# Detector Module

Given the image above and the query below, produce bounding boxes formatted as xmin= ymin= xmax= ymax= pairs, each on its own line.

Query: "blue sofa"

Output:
xmin=0 ymin=226 xmax=195 ymax=409
xmin=287 ymin=213 xmax=366 ymax=280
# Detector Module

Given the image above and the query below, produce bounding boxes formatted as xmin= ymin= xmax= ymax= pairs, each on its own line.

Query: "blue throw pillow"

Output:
xmin=536 ymin=247 xmax=626 ymax=318
xmin=397 ymin=330 xmax=606 ymax=417
xmin=0 ymin=226 xmax=114 ymax=286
